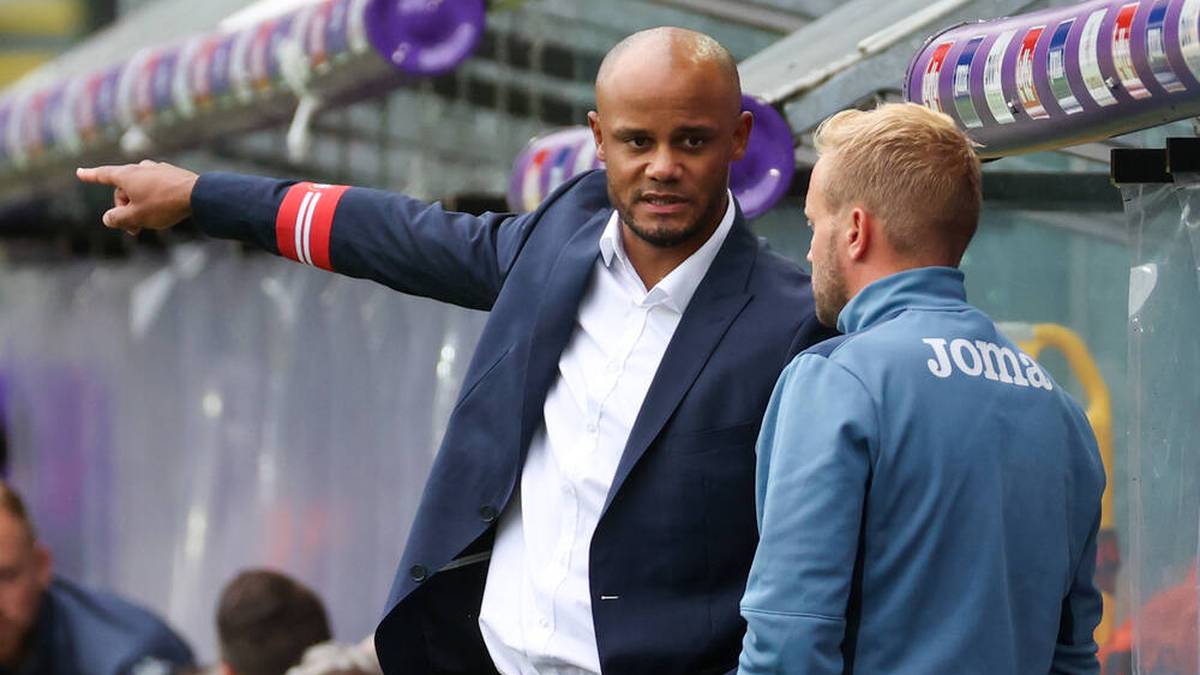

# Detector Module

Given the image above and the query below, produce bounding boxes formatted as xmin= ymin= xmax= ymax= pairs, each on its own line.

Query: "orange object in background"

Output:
xmin=1099 ymin=566 xmax=1198 ymax=675
xmin=1098 ymin=620 xmax=1132 ymax=675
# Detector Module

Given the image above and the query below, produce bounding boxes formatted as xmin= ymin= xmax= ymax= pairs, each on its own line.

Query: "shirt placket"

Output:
xmin=534 ymin=289 xmax=652 ymax=654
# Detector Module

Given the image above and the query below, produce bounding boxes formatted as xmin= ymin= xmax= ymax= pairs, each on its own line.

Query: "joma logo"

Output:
xmin=921 ymin=338 xmax=1052 ymax=390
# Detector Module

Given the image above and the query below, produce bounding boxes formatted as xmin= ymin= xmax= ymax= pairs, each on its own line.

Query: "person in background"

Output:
xmin=286 ymin=635 xmax=382 ymax=675
xmin=0 ymin=480 xmax=194 ymax=675
xmin=215 ymin=569 xmax=332 ymax=675
xmin=737 ymin=102 xmax=1106 ymax=674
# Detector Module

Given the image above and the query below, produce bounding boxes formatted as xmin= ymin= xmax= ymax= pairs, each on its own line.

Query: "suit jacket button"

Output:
xmin=479 ymin=505 xmax=498 ymax=523
xmin=410 ymin=565 xmax=428 ymax=583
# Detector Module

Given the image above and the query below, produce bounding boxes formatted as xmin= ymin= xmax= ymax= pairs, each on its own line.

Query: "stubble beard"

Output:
xmin=814 ymin=246 xmax=849 ymax=328
xmin=617 ymin=191 xmax=725 ymax=250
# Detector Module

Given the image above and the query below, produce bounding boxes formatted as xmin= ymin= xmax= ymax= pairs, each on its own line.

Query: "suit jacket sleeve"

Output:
xmin=786 ymin=313 xmax=840 ymax=360
xmin=738 ymin=355 xmax=877 ymax=675
xmin=190 ymin=172 xmax=536 ymax=310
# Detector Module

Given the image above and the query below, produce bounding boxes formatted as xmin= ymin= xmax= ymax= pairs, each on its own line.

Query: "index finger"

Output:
xmin=75 ymin=165 xmax=124 ymax=186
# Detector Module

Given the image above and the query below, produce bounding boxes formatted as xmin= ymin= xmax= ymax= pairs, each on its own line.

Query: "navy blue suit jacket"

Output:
xmin=191 ymin=169 xmax=831 ymax=674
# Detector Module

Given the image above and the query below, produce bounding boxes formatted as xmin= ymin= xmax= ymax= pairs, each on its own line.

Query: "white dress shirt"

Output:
xmin=477 ymin=194 xmax=736 ymax=675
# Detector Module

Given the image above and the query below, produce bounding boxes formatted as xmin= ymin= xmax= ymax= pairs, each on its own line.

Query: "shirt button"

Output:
xmin=409 ymin=564 xmax=428 ymax=583
xmin=606 ymin=361 xmax=620 ymax=373
xmin=561 ymin=483 xmax=573 ymax=495
xmin=585 ymin=423 xmax=598 ymax=434
xmin=479 ymin=505 xmax=498 ymax=523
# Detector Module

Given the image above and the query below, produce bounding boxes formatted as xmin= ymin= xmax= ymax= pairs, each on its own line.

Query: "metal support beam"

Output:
xmin=739 ymin=0 xmax=1048 ymax=134
xmin=648 ymin=0 xmax=810 ymax=33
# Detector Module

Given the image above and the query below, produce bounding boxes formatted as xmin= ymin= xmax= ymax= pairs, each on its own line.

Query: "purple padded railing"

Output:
xmin=0 ymin=0 xmax=485 ymax=178
xmin=906 ymin=0 xmax=1200 ymax=157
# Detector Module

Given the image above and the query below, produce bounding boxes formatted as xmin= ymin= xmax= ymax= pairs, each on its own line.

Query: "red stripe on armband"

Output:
xmin=274 ymin=182 xmax=350 ymax=269
xmin=274 ymin=183 xmax=310 ymax=262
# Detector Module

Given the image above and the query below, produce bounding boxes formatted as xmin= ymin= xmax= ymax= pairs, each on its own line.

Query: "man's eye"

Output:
xmin=627 ymin=137 xmax=650 ymax=149
xmin=682 ymin=136 xmax=706 ymax=149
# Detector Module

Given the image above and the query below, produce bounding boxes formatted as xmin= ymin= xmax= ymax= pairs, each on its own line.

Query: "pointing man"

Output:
xmin=80 ymin=28 xmax=832 ymax=674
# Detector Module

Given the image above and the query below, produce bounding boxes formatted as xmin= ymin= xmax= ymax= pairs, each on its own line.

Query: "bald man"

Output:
xmin=78 ymin=28 xmax=830 ymax=674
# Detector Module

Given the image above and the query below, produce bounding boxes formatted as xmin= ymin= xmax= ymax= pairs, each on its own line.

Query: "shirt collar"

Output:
xmin=837 ymin=266 xmax=968 ymax=334
xmin=598 ymin=190 xmax=737 ymax=313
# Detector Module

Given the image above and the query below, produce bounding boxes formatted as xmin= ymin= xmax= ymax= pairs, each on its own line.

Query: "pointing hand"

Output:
xmin=76 ymin=160 xmax=199 ymax=236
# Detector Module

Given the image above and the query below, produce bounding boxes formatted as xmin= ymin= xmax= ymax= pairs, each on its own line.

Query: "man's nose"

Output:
xmin=645 ymin=147 xmax=682 ymax=182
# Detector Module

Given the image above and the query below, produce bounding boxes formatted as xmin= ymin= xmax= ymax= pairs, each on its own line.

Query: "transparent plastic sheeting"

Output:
xmin=0 ymin=245 xmax=486 ymax=661
xmin=1122 ymin=177 xmax=1200 ymax=674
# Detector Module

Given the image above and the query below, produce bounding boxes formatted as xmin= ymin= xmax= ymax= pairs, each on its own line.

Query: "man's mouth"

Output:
xmin=639 ymin=193 xmax=689 ymax=213
xmin=641 ymin=193 xmax=687 ymax=205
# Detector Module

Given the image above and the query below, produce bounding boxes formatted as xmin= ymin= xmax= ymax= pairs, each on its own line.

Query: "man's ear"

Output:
xmin=587 ymin=111 xmax=606 ymax=162
xmin=846 ymin=207 xmax=871 ymax=262
xmin=218 ymin=661 xmax=236 ymax=675
xmin=731 ymin=110 xmax=753 ymax=161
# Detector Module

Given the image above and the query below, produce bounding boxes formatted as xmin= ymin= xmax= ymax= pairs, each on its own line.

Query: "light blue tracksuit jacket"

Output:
xmin=738 ymin=267 xmax=1106 ymax=675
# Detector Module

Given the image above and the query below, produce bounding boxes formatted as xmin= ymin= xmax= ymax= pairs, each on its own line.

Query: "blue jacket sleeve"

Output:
xmin=738 ymin=355 xmax=877 ymax=675
xmin=1051 ymin=510 xmax=1103 ymax=674
xmin=190 ymin=172 xmax=535 ymax=310
xmin=1051 ymin=408 xmax=1105 ymax=675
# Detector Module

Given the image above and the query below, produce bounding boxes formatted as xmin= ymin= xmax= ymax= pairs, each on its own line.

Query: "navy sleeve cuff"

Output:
xmin=190 ymin=171 xmax=296 ymax=253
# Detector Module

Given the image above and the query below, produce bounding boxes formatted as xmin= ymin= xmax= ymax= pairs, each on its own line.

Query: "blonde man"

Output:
xmin=736 ymin=103 xmax=1105 ymax=674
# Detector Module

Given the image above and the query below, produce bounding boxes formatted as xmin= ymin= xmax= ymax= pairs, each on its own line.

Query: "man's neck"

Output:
xmin=620 ymin=207 xmax=725 ymax=290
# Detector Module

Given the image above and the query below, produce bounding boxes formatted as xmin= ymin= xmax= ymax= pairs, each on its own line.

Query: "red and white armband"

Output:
xmin=275 ymin=182 xmax=350 ymax=270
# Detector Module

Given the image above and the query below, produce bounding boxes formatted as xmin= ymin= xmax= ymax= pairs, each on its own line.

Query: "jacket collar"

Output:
xmin=837 ymin=266 xmax=967 ymax=334
xmin=603 ymin=201 xmax=757 ymax=513
xmin=518 ymin=174 xmax=759 ymax=513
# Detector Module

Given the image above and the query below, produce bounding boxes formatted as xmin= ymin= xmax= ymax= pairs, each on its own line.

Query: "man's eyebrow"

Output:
xmin=612 ymin=126 xmax=649 ymax=138
xmin=675 ymin=125 xmax=718 ymax=135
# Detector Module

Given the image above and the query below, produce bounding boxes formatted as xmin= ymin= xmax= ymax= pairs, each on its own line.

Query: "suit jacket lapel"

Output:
xmin=519 ymin=210 xmax=609 ymax=454
xmin=602 ymin=216 xmax=758 ymax=513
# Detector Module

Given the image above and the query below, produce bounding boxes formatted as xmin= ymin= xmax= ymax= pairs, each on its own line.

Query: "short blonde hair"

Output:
xmin=812 ymin=102 xmax=982 ymax=263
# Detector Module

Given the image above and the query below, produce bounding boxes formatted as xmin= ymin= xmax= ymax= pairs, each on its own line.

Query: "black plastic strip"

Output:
xmin=1167 ymin=137 xmax=1200 ymax=175
xmin=1111 ymin=148 xmax=1171 ymax=185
